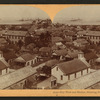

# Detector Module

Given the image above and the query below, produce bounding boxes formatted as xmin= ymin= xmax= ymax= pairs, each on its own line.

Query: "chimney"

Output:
xmin=78 ymin=51 xmax=85 ymax=60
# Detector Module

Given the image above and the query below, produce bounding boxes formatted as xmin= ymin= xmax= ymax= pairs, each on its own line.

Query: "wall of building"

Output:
xmin=52 ymin=66 xmax=90 ymax=84
xmin=2 ymin=68 xmax=9 ymax=75
xmin=25 ymin=57 xmax=38 ymax=66
xmin=86 ymin=35 xmax=100 ymax=44
xmin=76 ymin=71 xmax=81 ymax=78
xmin=52 ymin=66 xmax=67 ymax=84
xmin=4 ymin=35 xmax=25 ymax=44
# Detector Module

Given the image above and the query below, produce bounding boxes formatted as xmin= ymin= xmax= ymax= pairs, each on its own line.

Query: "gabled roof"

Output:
xmin=0 ymin=59 xmax=9 ymax=70
xmin=73 ymin=39 xmax=88 ymax=44
xmin=21 ymin=53 xmax=37 ymax=61
xmin=57 ymin=59 xmax=90 ymax=75
xmin=67 ymin=50 xmax=79 ymax=58
xmin=53 ymin=49 xmax=67 ymax=56
xmin=52 ymin=45 xmax=58 ymax=50
xmin=15 ymin=53 xmax=38 ymax=62
xmin=39 ymin=47 xmax=51 ymax=52
xmin=55 ymin=42 xmax=63 ymax=46
xmin=95 ymin=57 xmax=100 ymax=62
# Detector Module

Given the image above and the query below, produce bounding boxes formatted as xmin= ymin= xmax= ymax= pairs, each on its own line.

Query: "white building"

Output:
xmin=2 ymin=30 xmax=28 ymax=44
xmin=77 ymin=31 xmax=100 ymax=44
xmin=52 ymin=52 xmax=91 ymax=84
xmin=14 ymin=53 xmax=38 ymax=67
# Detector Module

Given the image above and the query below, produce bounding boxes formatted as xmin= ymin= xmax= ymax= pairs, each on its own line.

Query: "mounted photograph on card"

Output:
xmin=0 ymin=4 xmax=100 ymax=96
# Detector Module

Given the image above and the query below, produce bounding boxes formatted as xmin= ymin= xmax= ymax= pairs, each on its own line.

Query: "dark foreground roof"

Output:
xmin=21 ymin=53 xmax=37 ymax=61
xmin=0 ymin=59 xmax=9 ymax=70
xmin=0 ymin=65 xmax=39 ymax=89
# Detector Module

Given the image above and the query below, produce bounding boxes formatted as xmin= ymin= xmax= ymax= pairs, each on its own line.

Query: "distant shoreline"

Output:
xmin=0 ymin=20 xmax=33 ymax=25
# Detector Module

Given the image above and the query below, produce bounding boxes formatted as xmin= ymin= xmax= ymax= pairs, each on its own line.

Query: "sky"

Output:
xmin=53 ymin=5 xmax=100 ymax=25
xmin=0 ymin=5 xmax=50 ymax=21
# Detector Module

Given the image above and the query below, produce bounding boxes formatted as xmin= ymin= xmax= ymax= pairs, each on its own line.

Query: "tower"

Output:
xmin=78 ymin=51 xmax=85 ymax=60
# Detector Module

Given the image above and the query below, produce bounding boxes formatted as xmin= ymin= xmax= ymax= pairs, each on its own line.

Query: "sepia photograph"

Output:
xmin=0 ymin=5 xmax=100 ymax=90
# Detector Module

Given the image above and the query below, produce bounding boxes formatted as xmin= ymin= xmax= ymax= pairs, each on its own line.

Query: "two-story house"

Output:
xmin=14 ymin=53 xmax=38 ymax=68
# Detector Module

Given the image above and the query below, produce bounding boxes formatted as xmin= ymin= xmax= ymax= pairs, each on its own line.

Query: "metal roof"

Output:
xmin=3 ymin=30 xmax=27 ymax=36
xmin=0 ymin=65 xmax=41 ymax=89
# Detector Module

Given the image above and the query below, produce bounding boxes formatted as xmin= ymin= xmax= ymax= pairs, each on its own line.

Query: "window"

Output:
xmin=56 ymin=67 xmax=58 ymax=71
xmin=15 ymin=36 xmax=17 ymax=39
xmin=12 ymin=41 xmax=13 ymax=44
xmin=34 ymin=59 xmax=36 ymax=64
xmin=81 ymin=70 xmax=83 ymax=75
xmin=87 ymin=68 xmax=88 ymax=73
xmin=18 ymin=37 xmax=20 ymax=39
xmin=53 ymin=80 xmax=56 ymax=85
xmin=96 ymin=41 xmax=98 ymax=44
xmin=12 ymin=36 xmax=14 ymax=39
xmin=75 ymin=73 xmax=76 ymax=78
xmin=31 ymin=60 xmax=33 ymax=65
xmin=6 ymin=68 xmax=8 ymax=73
xmin=20 ymin=82 xmax=23 ymax=86
xmin=61 ymin=75 xmax=63 ymax=80
xmin=51 ymin=80 xmax=56 ymax=87
xmin=15 ymin=41 xmax=17 ymax=44
xmin=27 ymin=62 xmax=30 ymax=66
xmin=68 ymin=75 xmax=70 ymax=80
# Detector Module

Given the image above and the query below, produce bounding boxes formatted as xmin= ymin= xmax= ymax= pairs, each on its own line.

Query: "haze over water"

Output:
xmin=53 ymin=5 xmax=100 ymax=25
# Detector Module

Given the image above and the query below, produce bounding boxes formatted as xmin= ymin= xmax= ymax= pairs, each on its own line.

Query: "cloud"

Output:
xmin=0 ymin=5 xmax=50 ymax=21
